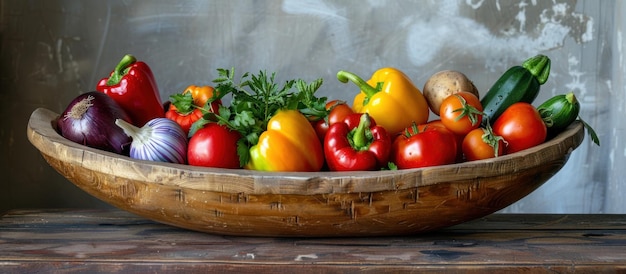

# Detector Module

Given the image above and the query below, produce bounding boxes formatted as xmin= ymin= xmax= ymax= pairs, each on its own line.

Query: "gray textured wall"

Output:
xmin=2 ymin=0 xmax=624 ymax=213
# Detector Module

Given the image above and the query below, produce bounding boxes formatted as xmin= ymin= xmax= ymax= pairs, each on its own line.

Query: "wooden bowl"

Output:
xmin=27 ymin=108 xmax=585 ymax=237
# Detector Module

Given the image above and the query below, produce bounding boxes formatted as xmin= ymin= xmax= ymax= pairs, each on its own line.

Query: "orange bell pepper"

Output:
xmin=337 ymin=68 xmax=429 ymax=135
xmin=245 ymin=109 xmax=324 ymax=172
xmin=184 ymin=85 xmax=217 ymax=110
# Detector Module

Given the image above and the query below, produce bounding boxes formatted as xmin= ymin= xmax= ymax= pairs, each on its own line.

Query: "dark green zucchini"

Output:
xmin=481 ymin=54 xmax=551 ymax=124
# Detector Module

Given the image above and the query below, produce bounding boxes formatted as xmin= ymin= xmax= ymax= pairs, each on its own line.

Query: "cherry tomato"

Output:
xmin=462 ymin=127 xmax=506 ymax=161
xmin=313 ymin=100 xmax=354 ymax=141
xmin=492 ymin=102 xmax=547 ymax=154
xmin=440 ymin=92 xmax=483 ymax=135
xmin=391 ymin=125 xmax=457 ymax=169
xmin=187 ymin=123 xmax=242 ymax=168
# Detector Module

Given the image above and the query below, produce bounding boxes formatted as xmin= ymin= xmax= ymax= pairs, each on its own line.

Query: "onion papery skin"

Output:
xmin=116 ymin=118 xmax=188 ymax=164
xmin=57 ymin=91 xmax=132 ymax=155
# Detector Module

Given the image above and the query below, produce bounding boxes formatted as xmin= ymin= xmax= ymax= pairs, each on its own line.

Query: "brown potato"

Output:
xmin=422 ymin=70 xmax=479 ymax=116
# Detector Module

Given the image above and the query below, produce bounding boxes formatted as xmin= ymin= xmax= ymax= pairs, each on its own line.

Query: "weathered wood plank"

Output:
xmin=1 ymin=209 xmax=625 ymax=273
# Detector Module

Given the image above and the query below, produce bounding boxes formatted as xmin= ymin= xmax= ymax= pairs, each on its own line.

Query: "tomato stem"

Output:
xmin=481 ymin=123 xmax=506 ymax=158
xmin=452 ymin=94 xmax=484 ymax=126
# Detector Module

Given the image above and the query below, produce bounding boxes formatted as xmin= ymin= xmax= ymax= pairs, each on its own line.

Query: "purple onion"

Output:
xmin=57 ymin=91 xmax=132 ymax=155
xmin=115 ymin=118 xmax=187 ymax=164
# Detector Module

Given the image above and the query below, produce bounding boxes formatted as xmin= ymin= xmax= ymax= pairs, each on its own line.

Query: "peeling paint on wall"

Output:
xmin=404 ymin=0 xmax=594 ymax=70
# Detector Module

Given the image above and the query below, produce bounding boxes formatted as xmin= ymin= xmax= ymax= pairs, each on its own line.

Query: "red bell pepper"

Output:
xmin=96 ymin=54 xmax=164 ymax=126
xmin=165 ymin=85 xmax=222 ymax=136
xmin=324 ymin=113 xmax=391 ymax=171
xmin=165 ymin=104 xmax=204 ymax=136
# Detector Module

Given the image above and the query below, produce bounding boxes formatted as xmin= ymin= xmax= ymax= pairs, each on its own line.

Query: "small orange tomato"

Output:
xmin=440 ymin=91 xmax=483 ymax=135
xmin=462 ymin=127 xmax=506 ymax=161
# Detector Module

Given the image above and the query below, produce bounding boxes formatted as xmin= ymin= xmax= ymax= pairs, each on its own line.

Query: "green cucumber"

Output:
xmin=537 ymin=92 xmax=580 ymax=131
xmin=481 ymin=54 xmax=551 ymax=124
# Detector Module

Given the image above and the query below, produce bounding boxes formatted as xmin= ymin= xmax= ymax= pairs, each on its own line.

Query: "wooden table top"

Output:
xmin=1 ymin=209 xmax=626 ymax=273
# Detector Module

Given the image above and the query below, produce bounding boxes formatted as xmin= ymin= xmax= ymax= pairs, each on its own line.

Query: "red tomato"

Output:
xmin=313 ymin=100 xmax=354 ymax=141
xmin=440 ymin=92 xmax=483 ymax=135
xmin=187 ymin=123 xmax=242 ymax=168
xmin=492 ymin=102 xmax=547 ymax=154
xmin=391 ymin=126 xmax=457 ymax=169
xmin=462 ymin=127 xmax=506 ymax=161
xmin=414 ymin=119 xmax=464 ymax=161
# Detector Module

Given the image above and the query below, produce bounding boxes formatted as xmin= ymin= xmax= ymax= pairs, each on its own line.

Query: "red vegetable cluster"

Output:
xmin=57 ymin=53 xmax=586 ymax=172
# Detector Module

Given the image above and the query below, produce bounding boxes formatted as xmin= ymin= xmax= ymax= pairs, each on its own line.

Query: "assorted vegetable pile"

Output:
xmin=56 ymin=54 xmax=599 ymax=172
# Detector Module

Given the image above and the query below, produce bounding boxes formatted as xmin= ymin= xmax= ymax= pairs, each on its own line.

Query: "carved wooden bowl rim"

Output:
xmin=27 ymin=108 xmax=586 ymax=196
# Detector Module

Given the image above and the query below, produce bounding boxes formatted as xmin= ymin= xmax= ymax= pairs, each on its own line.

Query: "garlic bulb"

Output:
xmin=116 ymin=118 xmax=187 ymax=164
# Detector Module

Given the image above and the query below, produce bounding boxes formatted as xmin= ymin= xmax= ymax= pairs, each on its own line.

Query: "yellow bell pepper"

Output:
xmin=245 ymin=109 xmax=324 ymax=172
xmin=337 ymin=68 xmax=429 ymax=135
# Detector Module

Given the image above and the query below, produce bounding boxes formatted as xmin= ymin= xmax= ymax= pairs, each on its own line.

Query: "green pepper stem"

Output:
xmin=106 ymin=54 xmax=137 ymax=86
xmin=336 ymin=70 xmax=380 ymax=98
xmin=352 ymin=113 xmax=371 ymax=149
